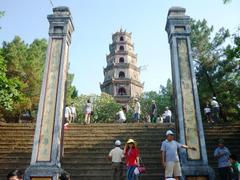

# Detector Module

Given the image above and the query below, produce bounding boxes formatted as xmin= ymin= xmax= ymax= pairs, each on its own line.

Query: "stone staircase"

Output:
xmin=0 ymin=123 xmax=239 ymax=180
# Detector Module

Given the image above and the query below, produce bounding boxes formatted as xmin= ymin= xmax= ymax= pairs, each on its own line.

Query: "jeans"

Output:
xmin=127 ymin=166 xmax=139 ymax=180
xmin=133 ymin=113 xmax=140 ymax=121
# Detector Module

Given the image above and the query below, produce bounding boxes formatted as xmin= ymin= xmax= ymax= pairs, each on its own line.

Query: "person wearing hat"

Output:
xmin=162 ymin=107 xmax=172 ymax=123
xmin=211 ymin=96 xmax=220 ymax=123
xmin=161 ymin=130 xmax=196 ymax=180
xmin=124 ymin=139 xmax=140 ymax=180
xmin=214 ymin=139 xmax=231 ymax=180
xmin=133 ymin=98 xmax=141 ymax=123
xmin=108 ymin=140 xmax=124 ymax=180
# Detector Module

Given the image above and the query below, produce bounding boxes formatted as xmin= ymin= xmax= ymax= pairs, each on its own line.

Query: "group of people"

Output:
xmin=108 ymin=138 xmax=140 ymax=180
xmin=149 ymin=100 xmax=172 ymax=123
xmin=64 ymin=98 xmax=172 ymax=125
xmin=108 ymin=130 xmax=197 ymax=180
xmin=204 ymin=96 xmax=221 ymax=124
xmin=214 ymin=139 xmax=240 ymax=180
xmin=115 ymin=98 xmax=172 ymax=124
xmin=64 ymin=102 xmax=77 ymax=124
xmin=108 ymin=131 xmax=240 ymax=180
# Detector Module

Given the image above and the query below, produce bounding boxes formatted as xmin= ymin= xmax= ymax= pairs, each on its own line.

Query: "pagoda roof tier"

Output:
xmin=112 ymin=30 xmax=132 ymax=39
xmin=100 ymin=78 xmax=144 ymax=89
xmin=107 ymin=51 xmax=137 ymax=60
xmin=104 ymin=63 xmax=140 ymax=72
xmin=110 ymin=41 xmax=134 ymax=47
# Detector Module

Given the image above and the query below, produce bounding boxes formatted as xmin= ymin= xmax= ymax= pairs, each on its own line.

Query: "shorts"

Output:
xmin=165 ymin=161 xmax=182 ymax=177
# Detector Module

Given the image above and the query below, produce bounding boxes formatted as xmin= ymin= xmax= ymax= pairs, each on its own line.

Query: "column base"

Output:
xmin=181 ymin=165 xmax=215 ymax=180
xmin=24 ymin=165 xmax=68 ymax=180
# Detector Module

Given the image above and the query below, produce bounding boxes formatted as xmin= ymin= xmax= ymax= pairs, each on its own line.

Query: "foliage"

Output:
xmin=74 ymin=93 xmax=121 ymax=123
xmin=190 ymin=19 xmax=240 ymax=121
xmin=0 ymin=52 xmax=23 ymax=111
xmin=0 ymin=35 xmax=78 ymax=122
xmin=137 ymin=79 xmax=174 ymax=120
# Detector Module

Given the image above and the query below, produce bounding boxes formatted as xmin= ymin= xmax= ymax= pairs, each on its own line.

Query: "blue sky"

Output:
xmin=1 ymin=0 xmax=240 ymax=95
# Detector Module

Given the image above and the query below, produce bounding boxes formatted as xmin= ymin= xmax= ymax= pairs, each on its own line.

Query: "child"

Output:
xmin=229 ymin=154 xmax=240 ymax=180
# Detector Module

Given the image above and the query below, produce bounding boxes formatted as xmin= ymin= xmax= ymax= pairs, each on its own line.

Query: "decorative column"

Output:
xmin=24 ymin=6 xmax=74 ymax=180
xmin=165 ymin=7 xmax=214 ymax=179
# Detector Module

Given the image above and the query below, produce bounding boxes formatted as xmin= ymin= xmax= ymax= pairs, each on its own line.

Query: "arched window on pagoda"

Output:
xmin=119 ymin=57 xmax=124 ymax=63
xmin=120 ymin=36 xmax=124 ymax=41
xmin=119 ymin=46 xmax=124 ymax=51
xmin=118 ymin=87 xmax=127 ymax=95
xmin=119 ymin=71 xmax=125 ymax=78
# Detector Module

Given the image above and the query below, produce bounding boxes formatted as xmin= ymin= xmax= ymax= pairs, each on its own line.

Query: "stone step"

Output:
xmin=0 ymin=122 xmax=239 ymax=180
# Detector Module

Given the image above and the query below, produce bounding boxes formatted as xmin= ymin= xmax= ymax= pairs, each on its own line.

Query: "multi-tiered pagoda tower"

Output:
xmin=100 ymin=29 xmax=144 ymax=104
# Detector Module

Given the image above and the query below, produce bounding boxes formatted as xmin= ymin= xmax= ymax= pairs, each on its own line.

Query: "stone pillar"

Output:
xmin=24 ymin=6 xmax=74 ymax=180
xmin=165 ymin=7 xmax=214 ymax=179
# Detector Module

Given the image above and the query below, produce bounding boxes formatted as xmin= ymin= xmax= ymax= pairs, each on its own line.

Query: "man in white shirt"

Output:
xmin=70 ymin=102 xmax=77 ymax=123
xmin=65 ymin=105 xmax=71 ymax=123
xmin=133 ymin=98 xmax=141 ymax=122
xmin=163 ymin=107 xmax=172 ymax=123
xmin=108 ymin=140 xmax=124 ymax=180
xmin=116 ymin=106 xmax=126 ymax=123
xmin=211 ymin=97 xmax=220 ymax=123
xmin=204 ymin=103 xmax=213 ymax=123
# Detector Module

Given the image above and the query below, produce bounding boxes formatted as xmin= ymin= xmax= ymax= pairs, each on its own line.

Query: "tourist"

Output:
xmin=204 ymin=103 xmax=213 ymax=123
xmin=150 ymin=100 xmax=157 ymax=123
xmin=84 ymin=99 xmax=93 ymax=124
xmin=116 ymin=106 xmax=126 ymax=123
xmin=59 ymin=171 xmax=70 ymax=180
xmin=214 ymin=139 xmax=231 ymax=180
xmin=108 ymin=140 xmax=124 ymax=180
xmin=64 ymin=104 xmax=71 ymax=126
xmin=211 ymin=97 xmax=220 ymax=123
xmin=70 ymin=102 xmax=77 ymax=123
xmin=162 ymin=107 xmax=172 ymax=123
xmin=161 ymin=130 xmax=196 ymax=180
xmin=124 ymin=139 xmax=140 ymax=180
xmin=229 ymin=154 xmax=240 ymax=180
xmin=133 ymin=98 xmax=141 ymax=123
xmin=7 ymin=170 xmax=23 ymax=180
xmin=145 ymin=114 xmax=151 ymax=123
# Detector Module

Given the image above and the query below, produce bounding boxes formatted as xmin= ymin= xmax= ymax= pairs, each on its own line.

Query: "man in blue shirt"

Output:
xmin=161 ymin=130 xmax=196 ymax=180
xmin=214 ymin=139 xmax=231 ymax=180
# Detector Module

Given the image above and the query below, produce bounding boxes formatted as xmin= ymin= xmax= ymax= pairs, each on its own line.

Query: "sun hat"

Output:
xmin=115 ymin=140 xmax=121 ymax=146
xmin=127 ymin=139 xmax=136 ymax=144
xmin=166 ymin=130 xmax=174 ymax=136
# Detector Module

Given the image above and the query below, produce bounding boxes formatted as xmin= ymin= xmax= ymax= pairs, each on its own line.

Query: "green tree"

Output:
xmin=190 ymin=19 xmax=239 ymax=121
xmin=138 ymin=79 xmax=173 ymax=120
xmin=1 ymin=36 xmax=48 ymax=122
xmin=0 ymin=51 xmax=23 ymax=112
xmin=66 ymin=73 xmax=78 ymax=105
xmin=74 ymin=93 xmax=120 ymax=123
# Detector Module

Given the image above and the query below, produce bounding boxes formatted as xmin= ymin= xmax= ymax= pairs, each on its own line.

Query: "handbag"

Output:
xmin=137 ymin=158 xmax=146 ymax=174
